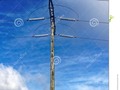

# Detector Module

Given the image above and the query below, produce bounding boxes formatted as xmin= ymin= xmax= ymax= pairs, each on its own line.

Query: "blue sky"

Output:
xmin=0 ymin=0 xmax=109 ymax=90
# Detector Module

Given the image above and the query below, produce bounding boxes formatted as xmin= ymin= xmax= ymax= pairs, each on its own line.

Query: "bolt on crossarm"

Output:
xmin=49 ymin=0 xmax=56 ymax=90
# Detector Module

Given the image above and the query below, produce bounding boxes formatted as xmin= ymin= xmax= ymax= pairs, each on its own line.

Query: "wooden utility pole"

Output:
xmin=49 ymin=0 xmax=56 ymax=90
xmin=27 ymin=1 xmax=77 ymax=90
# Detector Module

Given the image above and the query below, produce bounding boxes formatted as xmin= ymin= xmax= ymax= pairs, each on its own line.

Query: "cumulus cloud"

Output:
xmin=0 ymin=64 xmax=28 ymax=90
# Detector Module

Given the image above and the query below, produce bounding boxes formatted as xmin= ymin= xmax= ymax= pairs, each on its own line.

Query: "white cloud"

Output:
xmin=0 ymin=64 xmax=28 ymax=90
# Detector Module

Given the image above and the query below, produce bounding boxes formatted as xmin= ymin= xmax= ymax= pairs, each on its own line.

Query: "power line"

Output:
xmin=0 ymin=1 xmax=108 ymax=90
xmin=54 ymin=4 xmax=80 ymax=19
xmin=0 ymin=35 xmax=108 ymax=42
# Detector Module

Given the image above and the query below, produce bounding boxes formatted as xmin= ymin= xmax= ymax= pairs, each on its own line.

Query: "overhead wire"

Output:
xmin=0 ymin=2 xmax=109 ymax=42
